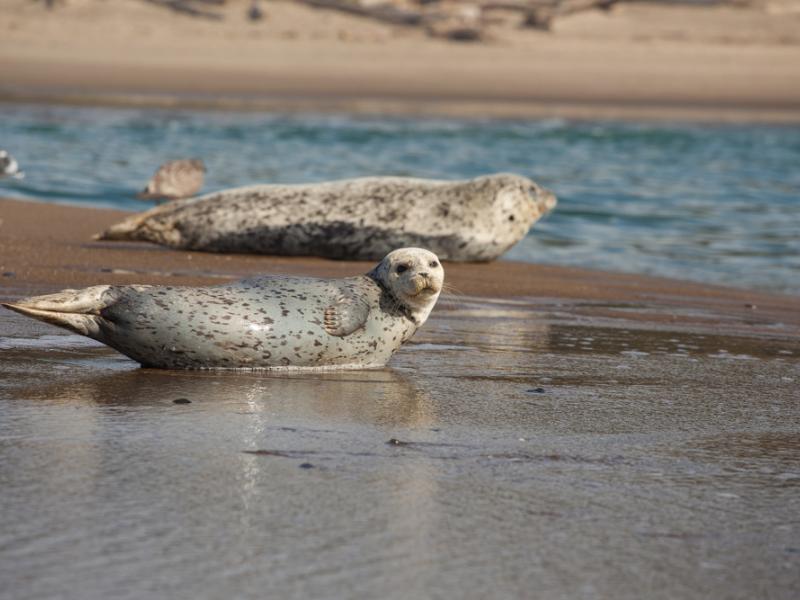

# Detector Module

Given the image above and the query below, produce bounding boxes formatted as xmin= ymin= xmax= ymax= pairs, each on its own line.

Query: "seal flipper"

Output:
xmin=322 ymin=294 xmax=371 ymax=337
xmin=93 ymin=198 xmax=193 ymax=245
xmin=2 ymin=285 xmax=117 ymax=338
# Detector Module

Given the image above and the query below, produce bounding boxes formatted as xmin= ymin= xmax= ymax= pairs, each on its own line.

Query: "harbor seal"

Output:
xmin=2 ymin=248 xmax=443 ymax=370
xmin=138 ymin=159 xmax=206 ymax=202
xmin=99 ymin=173 xmax=556 ymax=262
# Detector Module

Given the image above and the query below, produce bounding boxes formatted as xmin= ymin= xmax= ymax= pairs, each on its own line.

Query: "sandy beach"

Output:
xmin=2 ymin=0 xmax=800 ymax=122
xmin=2 ymin=3 xmax=800 ymax=596
xmin=2 ymin=198 xmax=799 ymax=599
xmin=2 ymin=197 xmax=799 ymax=333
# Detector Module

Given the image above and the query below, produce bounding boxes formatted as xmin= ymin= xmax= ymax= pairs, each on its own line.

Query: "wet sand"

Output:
xmin=2 ymin=1 xmax=800 ymax=122
xmin=2 ymin=198 xmax=799 ymax=330
xmin=1 ymin=198 xmax=799 ymax=598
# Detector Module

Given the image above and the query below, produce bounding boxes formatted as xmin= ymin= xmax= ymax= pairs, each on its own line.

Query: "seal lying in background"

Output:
xmin=2 ymin=248 xmax=442 ymax=370
xmin=98 ymin=173 xmax=556 ymax=261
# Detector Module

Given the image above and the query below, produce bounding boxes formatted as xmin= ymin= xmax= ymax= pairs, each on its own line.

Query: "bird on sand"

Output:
xmin=138 ymin=159 xmax=206 ymax=203
xmin=0 ymin=150 xmax=24 ymax=180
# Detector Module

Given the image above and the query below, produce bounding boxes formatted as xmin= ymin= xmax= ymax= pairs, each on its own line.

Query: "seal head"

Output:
xmin=481 ymin=173 xmax=556 ymax=256
xmin=368 ymin=247 xmax=444 ymax=326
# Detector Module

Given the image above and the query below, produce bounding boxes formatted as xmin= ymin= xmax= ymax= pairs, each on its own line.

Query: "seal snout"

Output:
xmin=539 ymin=187 xmax=557 ymax=213
xmin=411 ymin=274 xmax=438 ymax=297
xmin=413 ymin=269 xmax=443 ymax=295
xmin=527 ymin=183 xmax=557 ymax=215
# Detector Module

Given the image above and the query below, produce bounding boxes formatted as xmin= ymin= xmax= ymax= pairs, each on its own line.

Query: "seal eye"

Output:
xmin=508 ymin=215 xmax=515 ymax=222
xmin=396 ymin=264 xmax=409 ymax=274
xmin=429 ymin=260 xmax=439 ymax=268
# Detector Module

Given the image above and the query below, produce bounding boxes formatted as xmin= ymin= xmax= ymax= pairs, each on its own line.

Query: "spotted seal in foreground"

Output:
xmin=98 ymin=173 xmax=556 ymax=262
xmin=2 ymin=248 xmax=443 ymax=370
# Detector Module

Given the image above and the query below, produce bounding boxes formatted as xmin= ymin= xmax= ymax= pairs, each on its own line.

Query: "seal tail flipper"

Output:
xmin=93 ymin=200 xmax=187 ymax=243
xmin=93 ymin=203 xmax=163 ymax=241
xmin=1 ymin=285 xmax=114 ymax=337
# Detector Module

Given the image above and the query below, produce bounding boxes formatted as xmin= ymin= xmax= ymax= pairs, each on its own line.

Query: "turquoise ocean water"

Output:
xmin=0 ymin=104 xmax=798 ymax=294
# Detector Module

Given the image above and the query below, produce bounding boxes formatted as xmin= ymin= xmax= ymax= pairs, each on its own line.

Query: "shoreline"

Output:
xmin=2 ymin=198 xmax=799 ymax=342
xmin=3 ymin=191 xmax=798 ymax=299
xmin=3 ymin=88 xmax=800 ymax=125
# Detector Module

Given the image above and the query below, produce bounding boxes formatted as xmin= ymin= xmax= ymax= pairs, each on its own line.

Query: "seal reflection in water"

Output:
xmin=2 ymin=248 xmax=443 ymax=370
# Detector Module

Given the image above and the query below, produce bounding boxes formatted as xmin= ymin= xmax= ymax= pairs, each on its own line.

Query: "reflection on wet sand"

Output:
xmin=684 ymin=432 xmax=800 ymax=488
xmin=14 ymin=366 xmax=437 ymax=428
xmin=1 ymin=294 xmax=799 ymax=599
xmin=2 ymin=350 xmax=450 ymax=596
xmin=545 ymin=323 xmax=798 ymax=362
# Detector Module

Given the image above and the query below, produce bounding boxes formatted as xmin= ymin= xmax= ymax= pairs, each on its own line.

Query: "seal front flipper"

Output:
xmin=2 ymin=285 xmax=121 ymax=338
xmin=322 ymin=294 xmax=371 ymax=337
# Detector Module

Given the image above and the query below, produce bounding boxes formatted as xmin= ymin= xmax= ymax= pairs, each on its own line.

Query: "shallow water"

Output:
xmin=1 ymin=297 xmax=798 ymax=599
xmin=1 ymin=104 xmax=799 ymax=293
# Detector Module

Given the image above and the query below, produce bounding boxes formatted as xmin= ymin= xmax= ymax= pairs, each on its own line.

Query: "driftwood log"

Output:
xmin=295 ymin=0 xmax=621 ymax=39
xmin=141 ymin=0 xmax=227 ymax=20
xmin=35 ymin=0 xmax=625 ymax=35
xmin=299 ymin=0 xmax=425 ymax=25
xmin=521 ymin=0 xmax=617 ymax=29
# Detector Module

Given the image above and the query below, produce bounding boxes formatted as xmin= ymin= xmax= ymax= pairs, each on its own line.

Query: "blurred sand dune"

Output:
xmin=1 ymin=0 xmax=799 ymax=121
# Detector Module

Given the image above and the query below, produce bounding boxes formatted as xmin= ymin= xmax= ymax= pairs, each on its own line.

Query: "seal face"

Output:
xmin=2 ymin=248 xmax=443 ymax=371
xmin=100 ymin=173 xmax=556 ymax=261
